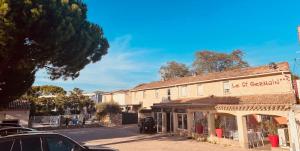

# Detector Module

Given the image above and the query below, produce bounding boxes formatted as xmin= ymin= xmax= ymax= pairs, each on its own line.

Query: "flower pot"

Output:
xmin=216 ymin=128 xmax=223 ymax=138
xmin=268 ymin=134 xmax=279 ymax=147
xmin=196 ymin=124 xmax=204 ymax=134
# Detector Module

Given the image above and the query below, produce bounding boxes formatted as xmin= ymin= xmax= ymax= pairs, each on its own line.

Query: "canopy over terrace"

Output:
xmin=151 ymin=93 xmax=297 ymax=149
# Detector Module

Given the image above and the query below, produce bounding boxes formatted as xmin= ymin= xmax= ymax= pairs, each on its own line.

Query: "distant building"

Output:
xmin=102 ymin=90 xmax=140 ymax=112
xmin=83 ymin=91 xmax=104 ymax=104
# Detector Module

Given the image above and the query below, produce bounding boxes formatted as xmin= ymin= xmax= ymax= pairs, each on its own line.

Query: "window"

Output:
xmin=197 ymin=84 xmax=203 ymax=96
xmin=223 ymin=81 xmax=230 ymax=95
xmin=178 ymin=114 xmax=183 ymax=129
xmin=167 ymin=89 xmax=171 ymax=100
xmin=155 ymin=90 xmax=159 ymax=99
xmin=180 ymin=86 xmax=187 ymax=97
xmin=45 ymin=136 xmax=81 ymax=151
xmin=177 ymin=113 xmax=188 ymax=130
xmin=21 ymin=137 xmax=42 ymax=151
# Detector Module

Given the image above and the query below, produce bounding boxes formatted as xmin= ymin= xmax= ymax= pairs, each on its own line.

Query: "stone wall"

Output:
xmin=100 ymin=113 xmax=122 ymax=127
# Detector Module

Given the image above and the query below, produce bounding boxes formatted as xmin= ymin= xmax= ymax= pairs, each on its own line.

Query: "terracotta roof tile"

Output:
xmin=153 ymin=93 xmax=296 ymax=107
xmin=133 ymin=62 xmax=290 ymax=91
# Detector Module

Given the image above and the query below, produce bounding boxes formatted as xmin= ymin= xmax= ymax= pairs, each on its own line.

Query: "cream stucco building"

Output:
xmin=129 ymin=62 xmax=300 ymax=150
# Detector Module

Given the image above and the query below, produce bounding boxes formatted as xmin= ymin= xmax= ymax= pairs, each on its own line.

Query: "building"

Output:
xmin=130 ymin=62 xmax=300 ymax=150
xmin=83 ymin=91 xmax=104 ymax=104
xmin=102 ymin=90 xmax=140 ymax=112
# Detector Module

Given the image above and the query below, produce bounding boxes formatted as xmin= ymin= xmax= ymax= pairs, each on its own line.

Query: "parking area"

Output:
xmin=54 ymin=125 xmax=251 ymax=151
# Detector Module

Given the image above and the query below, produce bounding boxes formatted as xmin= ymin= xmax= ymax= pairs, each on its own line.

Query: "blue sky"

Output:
xmin=34 ymin=0 xmax=300 ymax=92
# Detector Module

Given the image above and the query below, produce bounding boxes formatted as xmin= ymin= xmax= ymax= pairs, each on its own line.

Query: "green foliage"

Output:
xmin=264 ymin=119 xmax=278 ymax=135
xmin=24 ymin=85 xmax=66 ymax=97
xmin=192 ymin=50 xmax=249 ymax=74
xmin=159 ymin=61 xmax=190 ymax=80
xmin=96 ymin=102 xmax=121 ymax=118
xmin=25 ymin=86 xmax=95 ymax=116
xmin=0 ymin=0 xmax=109 ymax=104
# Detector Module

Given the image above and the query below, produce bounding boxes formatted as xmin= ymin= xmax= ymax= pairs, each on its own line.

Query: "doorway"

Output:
xmin=166 ymin=112 xmax=173 ymax=132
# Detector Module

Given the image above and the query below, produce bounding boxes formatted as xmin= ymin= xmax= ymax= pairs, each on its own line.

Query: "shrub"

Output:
xmin=96 ymin=102 xmax=121 ymax=118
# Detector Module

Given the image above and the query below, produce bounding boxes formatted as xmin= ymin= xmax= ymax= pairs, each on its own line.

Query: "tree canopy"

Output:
xmin=25 ymin=85 xmax=66 ymax=97
xmin=0 ymin=0 xmax=109 ymax=104
xmin=159 ymin=61 xmax=190 ymax=80
xmin=26 ymin=87 xmax=95 ymax=116
xmin=192 ymin=50 xmax=248 ymax=74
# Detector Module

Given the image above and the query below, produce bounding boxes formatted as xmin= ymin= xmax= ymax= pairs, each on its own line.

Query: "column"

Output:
xmin=288 ymin=111 xmax=300 ymax=151
xmin=173 ymin=112 xmax=178 ymax=133
xmin=207 ymin=112 xmax=216 ymax=138
xmin=187 ymin=110 xmax=194 ymax=136
xmin=162 ymin=112 xmax=167 ymax=133
xmin=237 ymin=115 xmax=249 ymax=148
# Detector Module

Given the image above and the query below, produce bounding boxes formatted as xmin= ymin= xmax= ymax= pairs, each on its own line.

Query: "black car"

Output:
xmin=138 ymin=117 xmax=156 ymax=133
xmin=0 ymin=127 xmax=37 ymax=136
xmin=0 ymin=132 xmax=117 ymax=151
xmin=0 ymin=123 xmax=22 ymax=128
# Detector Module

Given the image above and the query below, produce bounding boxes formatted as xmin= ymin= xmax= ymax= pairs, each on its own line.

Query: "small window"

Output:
xmin=167 ymin=89 xmax=171 ymax=100
xmin=155 ymin=90 xmax=159 ymax=99
xmin=223 ymin=81 xmax=230 ymax=95
xmin=197 ymin=84 xmax=203 ymax=96
xmin=167 ymin=89 xmax=171 ymax=95
xmin=181 ymin=86 xmax=187 ymax=97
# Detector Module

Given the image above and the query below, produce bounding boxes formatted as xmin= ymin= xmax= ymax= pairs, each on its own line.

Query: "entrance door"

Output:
xmin=157 ymin=112 xmax=163 ymax=133
xmin=166 ymin=112 xmax=173 ymax=132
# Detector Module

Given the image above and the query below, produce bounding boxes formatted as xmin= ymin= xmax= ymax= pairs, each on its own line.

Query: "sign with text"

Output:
xmin=231 ymin=76 xmax=290 ymax=89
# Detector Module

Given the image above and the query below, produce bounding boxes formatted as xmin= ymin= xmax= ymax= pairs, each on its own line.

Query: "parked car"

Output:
xmin=0 ymin=123 xmax=22 ymax=128
xmin=0 ymin=127 xmax=36 ymax=136
xmin=0 ymin=132 xmax=117 ymax=151
xmin=138 ymin=116 xmax=156 ymax=133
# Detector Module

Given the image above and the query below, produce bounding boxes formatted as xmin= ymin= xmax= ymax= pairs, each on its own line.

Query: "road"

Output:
xmin=54 ymin=125 xmax=254 ymax=151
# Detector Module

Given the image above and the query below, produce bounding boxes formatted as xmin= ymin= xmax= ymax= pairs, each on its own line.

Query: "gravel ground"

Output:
xmin=53 ymin=125 xmax=257 ymax=151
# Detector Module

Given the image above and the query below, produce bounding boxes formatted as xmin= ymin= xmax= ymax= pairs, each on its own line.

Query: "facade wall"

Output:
xmin=132 ymin=73 xmax=293 ymax=109
xmin=102 ymin=94 xmax=113 ymax=103
xmin=112 ymin=93 xmax=126 ymax=105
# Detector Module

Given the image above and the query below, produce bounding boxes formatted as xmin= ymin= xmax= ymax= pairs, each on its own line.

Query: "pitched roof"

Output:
xmin=153 ymin=93 xmax=296 ymax=108
xmin=103 ymin=89 xmax=129 ymax=95
xmin=133 ymin=62 xmax=290 ymax=91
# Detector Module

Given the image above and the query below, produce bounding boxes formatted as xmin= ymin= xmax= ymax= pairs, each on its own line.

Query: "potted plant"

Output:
xmin=265 ymin=120 xmax=279 ymax=147
xmin=215 ymin=117 xmax=223 ymax=138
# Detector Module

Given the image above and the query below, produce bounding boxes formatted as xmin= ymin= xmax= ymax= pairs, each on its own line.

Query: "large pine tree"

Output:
xmin=0 ymin=0 xmax=109 ymax=104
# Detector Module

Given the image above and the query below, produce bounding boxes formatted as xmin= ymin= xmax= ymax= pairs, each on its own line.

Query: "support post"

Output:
xmin=162 ymin=112 xmax=167 ymax=133
xmin=237 ymin=115 xmax=249 ymax=148
xmin=187 ymin=110 xmax=194 ymax=136
xmin=207 ymin=112 xmax=216 ymax=138
xmin=288 ymin=111 xmax=300 ymax=151
xmin=173 ymin=112 xmax=178 ymax=133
